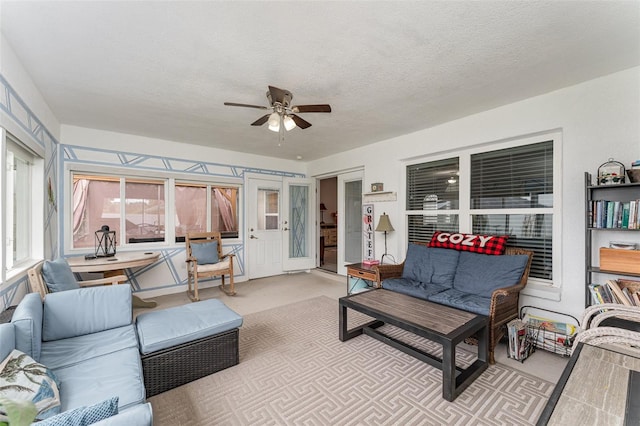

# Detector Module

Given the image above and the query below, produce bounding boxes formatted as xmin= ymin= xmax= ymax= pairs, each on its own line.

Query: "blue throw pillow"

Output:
xmin=191 ymin=240 xmax=220 ymax=265
xmin=42 ymin=258 xmax=80 ymax=293
xmin=36 ymin=396 xmax=119 ymax=426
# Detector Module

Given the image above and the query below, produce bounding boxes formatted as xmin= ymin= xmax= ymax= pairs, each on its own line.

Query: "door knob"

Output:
xmin=250 ymin=235 xmax=258 ymax=239
xmin=283 ymin=228 xmax=289 ymax=231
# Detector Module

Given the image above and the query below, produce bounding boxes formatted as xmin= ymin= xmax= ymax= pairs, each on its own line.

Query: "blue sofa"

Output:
xmin=378 ymin=243 xmax=533 ymax=363
xmin=0 ymin=285 xmax=152 ymax=425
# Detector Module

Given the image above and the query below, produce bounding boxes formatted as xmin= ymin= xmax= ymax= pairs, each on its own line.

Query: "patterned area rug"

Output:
xmin=150 ymin=296 xmax=552 ymax=425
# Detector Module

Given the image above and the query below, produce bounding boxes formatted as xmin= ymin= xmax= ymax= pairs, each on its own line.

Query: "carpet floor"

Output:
xmin=149 ymin=296 xmax=553 ymax=425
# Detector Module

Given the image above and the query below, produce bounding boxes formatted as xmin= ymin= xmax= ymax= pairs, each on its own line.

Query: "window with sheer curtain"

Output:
xmin=72 ymin=174 xmax=239 ymax=249
xmin=406 ymin=138 xmax=556 ymax=284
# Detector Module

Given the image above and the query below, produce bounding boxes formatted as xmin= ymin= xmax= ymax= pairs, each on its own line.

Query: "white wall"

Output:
xmin=0 ymin=34 xmax=60 ymax=146
xmin=0 ymin=34 xmax=61 ymax=305
xmin=309 ymin=67 xmax=640 ymax=318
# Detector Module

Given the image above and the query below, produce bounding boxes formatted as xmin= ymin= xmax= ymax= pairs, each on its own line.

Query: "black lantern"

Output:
xmin=95 ymin=225 xmax=116 ymax=257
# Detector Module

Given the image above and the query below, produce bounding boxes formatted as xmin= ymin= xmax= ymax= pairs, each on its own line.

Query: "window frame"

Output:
xmin=404 ymin=131 xmax=562 ymax=289
xmin=65 ymin=164 xmax=242 ymax=253
xmin=1 ymin=129 xmax=44 ymax=281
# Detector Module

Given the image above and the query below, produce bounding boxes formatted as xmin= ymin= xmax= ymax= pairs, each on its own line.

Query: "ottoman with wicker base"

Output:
xmin=135 ymin=298 xmax=243 ymax=397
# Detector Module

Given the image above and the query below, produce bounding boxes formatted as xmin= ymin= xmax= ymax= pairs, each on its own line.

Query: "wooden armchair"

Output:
xmin=186 ymin=232 xmax=235 ymax=301
xmin=376 ymin=244 xmax=533 ymax=364
xmin=27 ymin=260 xmax=126 ymax=300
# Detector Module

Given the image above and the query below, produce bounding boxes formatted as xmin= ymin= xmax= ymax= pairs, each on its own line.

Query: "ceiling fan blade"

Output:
xmin=291 ymin=114 xmax=312 ymax=129
xmin=268 ymin=86 xmax=288 ymax=104
xmin=251 ymin=115 xmax=270 ymax=126
xmin=224 ymin=102 xmax=268 ymax=110
xmin=292 ymin=104 xmax=332 ymax=113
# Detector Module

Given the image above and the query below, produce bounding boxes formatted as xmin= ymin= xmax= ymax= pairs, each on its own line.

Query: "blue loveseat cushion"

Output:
xmin=401 ymin=244 xmax=459 ymax=287
xmin=11 ymin=292 xmax=43 ymax=361
xmin=382 ymin=278 xmax=449 ymax=299
xmin=51 ymin=346 xmax=145 ymax=412
xmin=42 ymin=258 xmax=80 ymax=293
xmin=40 ymin=325 xmax=139 ymax=370
xmin=136 ymin=298 xmax=243 ymax=354
xmin=41 ymin=325 xmax=144 ymax=412
xmin=453 ymin=251 xmax=530 ymax=298
xmin=427 ymin=289 xmax=492 ymax=316
xmin=42 ymin=285 xmax=132 ymax=341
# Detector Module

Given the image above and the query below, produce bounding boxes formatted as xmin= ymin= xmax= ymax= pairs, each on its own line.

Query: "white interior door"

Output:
xmin=337 ymin=170 xmax=363 ymax=276
xmin=282 ymin=177 xmax=316 ymax=271
xmin=247 ymin=176 xmax=283 ymax=279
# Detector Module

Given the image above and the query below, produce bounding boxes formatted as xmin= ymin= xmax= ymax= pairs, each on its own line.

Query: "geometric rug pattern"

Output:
xmin=150 ymin=296 xmax=552 ymax=425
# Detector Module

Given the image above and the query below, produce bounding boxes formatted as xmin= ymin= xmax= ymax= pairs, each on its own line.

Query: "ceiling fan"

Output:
xmin=224 ymin=86 xmax=331 ymax=132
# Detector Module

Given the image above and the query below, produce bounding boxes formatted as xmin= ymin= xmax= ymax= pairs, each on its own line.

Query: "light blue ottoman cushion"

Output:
xmin=136 ymin=299 xmax=243 ymax=355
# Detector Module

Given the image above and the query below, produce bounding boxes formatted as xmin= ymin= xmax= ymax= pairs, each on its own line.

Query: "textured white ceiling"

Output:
xmin=1 ymin=1 xmax=639 ymax=161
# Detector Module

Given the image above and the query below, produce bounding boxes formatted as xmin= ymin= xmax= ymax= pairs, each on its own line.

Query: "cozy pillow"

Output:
xmin=0 ymin=349 xmax=61 ymax=421
xmin=36 ymin=396 xmax=119 ymax=426
xmin=190 ymin=240 xmax=220 ymax=265
xmin=42 ymin=258 xmax=80 ymax=293
xmin=428 ymin=231 xmax=508 ymax=255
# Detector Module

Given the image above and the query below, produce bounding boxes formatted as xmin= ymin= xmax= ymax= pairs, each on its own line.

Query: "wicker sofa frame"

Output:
xmin=376 ymin=245 xmax=533 ymax=364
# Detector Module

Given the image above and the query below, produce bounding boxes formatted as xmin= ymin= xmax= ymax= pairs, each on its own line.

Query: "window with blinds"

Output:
xmin=406 ymin=158 xmax=460 ymax=242
xmin=406 ymin=139 xmax=555 ymax=283
xmin=470 ymin=140 xmax=553 ymax=280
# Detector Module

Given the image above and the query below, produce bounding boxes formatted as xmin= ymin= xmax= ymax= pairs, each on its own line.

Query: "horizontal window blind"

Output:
xmin=470 ymin=141 xmax=553 ymax=209
xmin=407 ymin=158 xmax=459 ymax=211
xmin=472 ymin=214 xmax=552 ymax=280
xmin=407 ymin=214 xmax=459 ymax=244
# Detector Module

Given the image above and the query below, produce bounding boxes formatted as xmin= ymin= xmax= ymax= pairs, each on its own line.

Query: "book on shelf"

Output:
xmin=591 ymin=199 xmax=640 ymax=229
xmin=606 ymin=279 xmax=633 ymax=306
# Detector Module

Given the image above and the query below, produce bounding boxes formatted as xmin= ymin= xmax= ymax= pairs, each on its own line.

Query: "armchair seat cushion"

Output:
xmin=427 ymin=289 xmax=491 ymax=316
xmin=194 ymin=256 xmax=231 ymax=273
xmin=382 ymin=278 xmax=449 ymax=299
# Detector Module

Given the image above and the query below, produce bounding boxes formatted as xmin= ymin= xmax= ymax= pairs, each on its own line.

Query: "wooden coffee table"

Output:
xmin=339 ymin=289 xmax=488 ymax=401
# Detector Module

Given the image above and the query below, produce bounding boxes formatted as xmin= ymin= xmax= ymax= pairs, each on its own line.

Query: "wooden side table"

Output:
xmin=346 ymin=263 xmax=381 ymax=294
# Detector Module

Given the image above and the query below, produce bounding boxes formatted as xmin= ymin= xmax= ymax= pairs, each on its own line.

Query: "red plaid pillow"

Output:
xmin=428 ymin=231 xmax=509 ymax=255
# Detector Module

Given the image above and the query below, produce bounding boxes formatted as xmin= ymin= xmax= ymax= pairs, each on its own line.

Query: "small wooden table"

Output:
xmin=339 ymin=289 xmax=488 ymax=401
xmin=346 ymin=262 xmax=381 ymax=294
xmin=67 ymin=251 xmax=160 ymax=308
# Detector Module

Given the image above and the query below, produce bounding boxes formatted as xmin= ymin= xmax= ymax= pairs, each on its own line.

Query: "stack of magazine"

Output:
xmin=521 ymin=313 xmax=577 ymax=356
xmin=507 ymin=318 xmax=533 ymax=362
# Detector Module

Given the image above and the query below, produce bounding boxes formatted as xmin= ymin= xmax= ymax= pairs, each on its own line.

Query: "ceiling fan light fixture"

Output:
xmin=267 ymin=112 xmax=280 ymax=132
xmin=283 ymin=115 xmax=296 ymax=131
